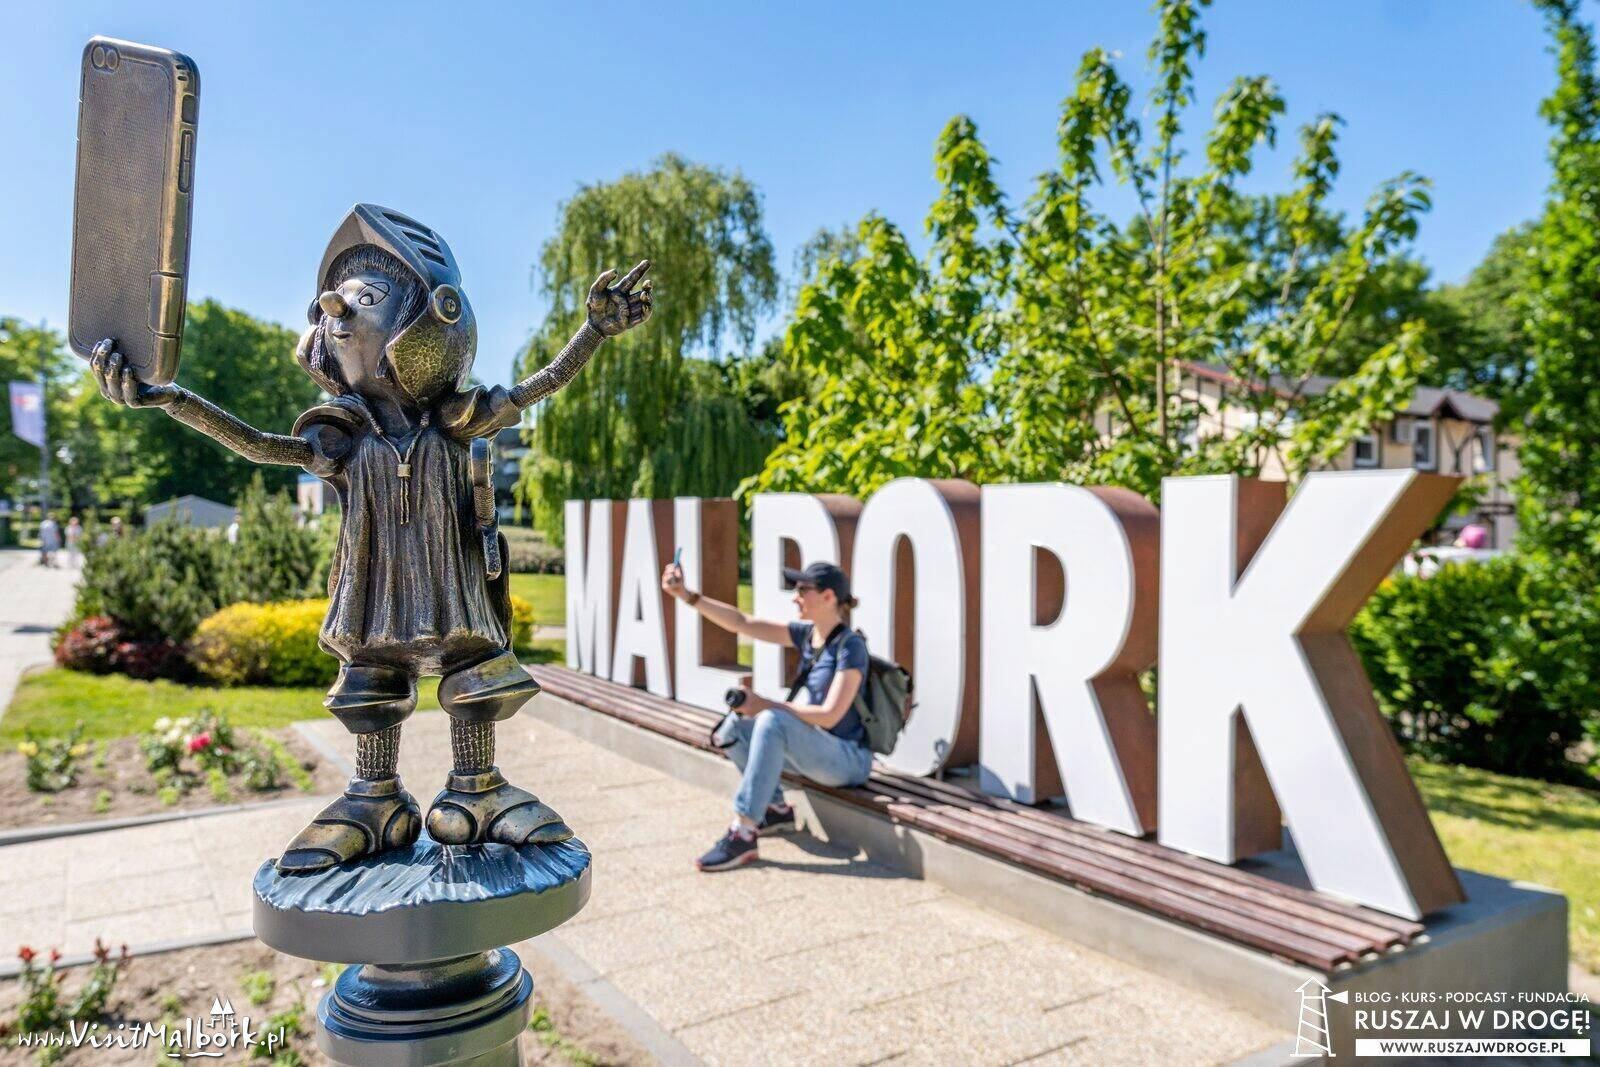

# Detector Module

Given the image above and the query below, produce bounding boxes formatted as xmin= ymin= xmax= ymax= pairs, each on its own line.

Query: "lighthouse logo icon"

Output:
xmin=1293 ymin=978 xmax=1349 ymax=1057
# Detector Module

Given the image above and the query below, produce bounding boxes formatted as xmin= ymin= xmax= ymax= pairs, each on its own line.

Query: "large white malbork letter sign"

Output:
xmin=980 ymin=485 xmax=1158 ymax=835
xmin=565 ymin=472 xmax=1464 ymax=919
xmin=564 ymin=500 xmax=621 ymax=676
xmin=1159 ymin=473 xmax=1463 ymax=919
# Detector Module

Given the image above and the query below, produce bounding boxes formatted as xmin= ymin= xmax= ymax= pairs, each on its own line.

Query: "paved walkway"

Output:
xmin=0 ymin=548 xmax=78 ymax=721
xmin=0 ymin=708 xmax=1285 ymax=1065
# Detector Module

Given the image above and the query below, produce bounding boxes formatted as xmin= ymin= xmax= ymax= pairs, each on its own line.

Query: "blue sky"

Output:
xmin=1 ymin=2 xmax=1566 ymax=388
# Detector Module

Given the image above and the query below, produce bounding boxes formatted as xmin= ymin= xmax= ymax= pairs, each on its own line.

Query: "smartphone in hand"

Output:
xmin=68 ymin=37 xmax=200 ymax=385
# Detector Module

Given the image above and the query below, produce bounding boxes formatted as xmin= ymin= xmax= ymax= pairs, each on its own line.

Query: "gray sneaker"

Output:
xmin=758 ymin=805 xmax=796 ymax=836
xmin=695 ymin=828 xmax=758 ymax=872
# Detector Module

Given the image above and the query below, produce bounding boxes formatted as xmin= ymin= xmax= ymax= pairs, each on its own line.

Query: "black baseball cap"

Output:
xmin=783 ymin=561 xmax=851 ymax=601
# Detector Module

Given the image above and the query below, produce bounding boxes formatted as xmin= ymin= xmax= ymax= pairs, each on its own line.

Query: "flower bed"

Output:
xmin=0 ymin=723 xmax=344 ymax=833
xmin=0 ymin=938 xmax=644 ymax=1065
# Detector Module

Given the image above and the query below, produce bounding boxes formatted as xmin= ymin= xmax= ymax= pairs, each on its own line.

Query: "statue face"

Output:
xmin=323 ymin=269 xmax=411 ymax=403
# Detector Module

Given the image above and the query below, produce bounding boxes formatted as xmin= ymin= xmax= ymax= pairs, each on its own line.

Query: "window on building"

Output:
xmin=1390 ymin=417 xmax=1414 ymax=444
xmin=1473 ymin=427 xmax=1494 ymax=473
xmin=1353 ymin=432 xmax=1379 ymax=468
xmin=1412 ymin=421 xmax=1436 ymax=470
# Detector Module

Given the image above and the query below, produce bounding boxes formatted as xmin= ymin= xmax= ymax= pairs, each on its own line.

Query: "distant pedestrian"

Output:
xmin=65 ymin=516 xmax=83 ymax=567
xmin=37 ymin=516 xmax=61 ymax=568
xmin=97 ymin=515 xmax=125 ymax=547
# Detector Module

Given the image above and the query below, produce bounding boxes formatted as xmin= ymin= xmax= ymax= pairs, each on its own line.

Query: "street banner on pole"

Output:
xmin=8 ymin=381 xmax=45 ymax=448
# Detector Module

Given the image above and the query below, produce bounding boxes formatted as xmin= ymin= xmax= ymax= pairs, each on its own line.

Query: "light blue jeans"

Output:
xmin=720 ymin=709 xmax=873 ymax=822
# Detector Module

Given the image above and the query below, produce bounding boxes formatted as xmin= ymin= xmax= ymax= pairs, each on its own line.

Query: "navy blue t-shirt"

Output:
xmin=787 ymin=622 xmax=869 ymax=745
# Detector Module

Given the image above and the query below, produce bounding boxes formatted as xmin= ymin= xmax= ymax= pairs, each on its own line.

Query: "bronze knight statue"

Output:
xmin=91 ymin=203 xmax=653 ymax=871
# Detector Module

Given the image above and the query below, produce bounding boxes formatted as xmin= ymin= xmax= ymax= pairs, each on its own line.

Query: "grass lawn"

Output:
xmin=1409 ymin=756 xmax=1600 ymax=972
xmin=510 ymin=572 xmax=753 ymax=627
xmin=509 ymin=573 xmax=566 ymax=627
xmin=0 ymin=639 xmax=564 ymax=743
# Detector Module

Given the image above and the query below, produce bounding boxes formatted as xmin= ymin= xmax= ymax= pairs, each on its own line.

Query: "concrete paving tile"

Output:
xmin=565 ymin=869 xmax=694 ymax=926
xmin=68 ymin=867 xmax=213 ymax=921
xmin=558 ymin=790 xmax=695 ymax=827
xmin=218 ymin=909 xmax=253 ymax=932
xmin=601 ymin=839 xmax=721 ymax=881
xmin=607 ymin=945 xmax=806 ymax=1030
xmin=0 ymin=874 xmax=67 ymax=917
xmin=64 ymin=898 xmax=227 ymax=957
xmin=871 ymin=906 xmax=1027 ymax=960
xmin=0 ymin=839 xmax=74 ymax=878
xmin=65 ymin=825 xmax=202 ymax=883
xmin=658 ymin=864 xmax=813 ymax=920
xmin=0 ymin=907 xmax=67 ymax=954
xmin=675 ymin=990 xmax=891 ymax=1067
xmin=899 ymin=894 xmax=1040 ymax=943
xmin=1041 ymin=982 xmax=1281 ymax=1066
xmin=577 ymin=812 xmax=704 ymax=852
xmin=958 ymin=935 xmax=1135 ymax=1008
xmin=555 ymin=904 xmax=729 ymax=975
xmin=855 ymin=980 xmax=1084 ymax=1067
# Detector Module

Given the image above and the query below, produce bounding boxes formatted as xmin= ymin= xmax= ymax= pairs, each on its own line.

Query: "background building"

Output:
xmin=1178 ymin=364 xmax=1516 ymax=547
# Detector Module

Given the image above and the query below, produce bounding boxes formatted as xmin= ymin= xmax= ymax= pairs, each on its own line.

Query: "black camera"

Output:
xmin=723 ymin=687 xmax=749 ymax=709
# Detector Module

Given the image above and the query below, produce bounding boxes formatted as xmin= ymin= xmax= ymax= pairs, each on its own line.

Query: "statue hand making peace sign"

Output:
xmin=585 ymin=259 xmax=654 ymax=337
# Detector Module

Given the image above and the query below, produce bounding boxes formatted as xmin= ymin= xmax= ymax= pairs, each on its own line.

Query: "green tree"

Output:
xmin=1521 ymin=0 xmax=1600 ymax=585
xmin=515 ymin=154 xmax=780 ymax=539
xmin=749 ymin=0 xmax=1434 ymax=502
xmin=72 ymin=300 xmax=317 ymax=508
xmin=1424 ymin=223 xmax=1538 ymax=403
xmin=226 ymin=475 xmax=329 ymax=603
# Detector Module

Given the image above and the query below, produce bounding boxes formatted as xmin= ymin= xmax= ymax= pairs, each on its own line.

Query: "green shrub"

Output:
xmin=227 ymin=477 xmax=331 ymax=603
xmin=74 ymin=520 xmax=231 ymax=642
xmin=1351 ymin=554 xmax=1598 ymax=783
xmin=502 ymin=526 xmax=564 ymax=574
xmin=509 ymin=594 xmax=534 ymax=652
xmin=189 ymin=600 xmax=334 ymax=688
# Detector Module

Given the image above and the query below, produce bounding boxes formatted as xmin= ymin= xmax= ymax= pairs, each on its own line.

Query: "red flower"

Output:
xmin=187 ymin=732 xmax=212 ymax=753
xmin=49 ymin=949 xmax=61 ymax=964
xmin=17 ymin=946 xmax=34 ymax=964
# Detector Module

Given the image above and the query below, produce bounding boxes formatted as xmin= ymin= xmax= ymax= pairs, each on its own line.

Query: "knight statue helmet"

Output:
xmin=305 ymin=204 xmax=478 ymax=406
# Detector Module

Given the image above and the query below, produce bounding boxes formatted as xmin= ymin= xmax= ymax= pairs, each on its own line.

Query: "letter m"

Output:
xmin=565 ymin=500 xmax=620 ymax=676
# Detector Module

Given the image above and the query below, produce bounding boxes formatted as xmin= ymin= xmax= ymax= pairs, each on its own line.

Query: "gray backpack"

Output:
xmin=856 ymin=640 xmax=914 ymax=756
xmin=797 ymin=625 xmax=913 ymax=757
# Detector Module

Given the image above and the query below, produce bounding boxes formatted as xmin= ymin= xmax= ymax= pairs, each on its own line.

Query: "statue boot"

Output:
xmin=278 ymin=773 xmax=421 ymax=872
xmin=278 ymin=665 xmax=421 ymax=872
xmin=426 ymin=651 xmax=572 ymax=847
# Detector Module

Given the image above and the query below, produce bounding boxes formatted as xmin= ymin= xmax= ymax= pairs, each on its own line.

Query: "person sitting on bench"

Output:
xmin=661 ymin=559 xmax=873 ymax=871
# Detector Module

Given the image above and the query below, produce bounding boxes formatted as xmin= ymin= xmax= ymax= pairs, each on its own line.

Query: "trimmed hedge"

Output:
xmin=190 ymin=600 xmax=333 ymax=688
xmin=188 ymin=594 xmax=538 ymax=688
xmin=1352 ymin=554 xmax=1599 ymax=784
xmin=502 ymin=526 xmax=564 ymax=574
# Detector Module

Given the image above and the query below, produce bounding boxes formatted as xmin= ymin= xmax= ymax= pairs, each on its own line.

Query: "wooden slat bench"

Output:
xmin=529 ymin=663 xmax=1424 ymax=973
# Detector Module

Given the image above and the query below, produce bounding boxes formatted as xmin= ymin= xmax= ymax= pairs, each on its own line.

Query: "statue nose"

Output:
xmin=318 ymin=291 xmax=351 ymax=319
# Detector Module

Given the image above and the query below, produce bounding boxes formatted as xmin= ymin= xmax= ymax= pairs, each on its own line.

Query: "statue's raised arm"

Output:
xmin=507 ymin=260 xmax=653 ymax=408
xmin=89 ymin=338 xmax=313 ymax=467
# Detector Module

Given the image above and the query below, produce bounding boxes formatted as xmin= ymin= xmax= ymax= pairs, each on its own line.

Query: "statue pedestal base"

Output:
xmin=252 ymin=835 xmax=591 ymax=1067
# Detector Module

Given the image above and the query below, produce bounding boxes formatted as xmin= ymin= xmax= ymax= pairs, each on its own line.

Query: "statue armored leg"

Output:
xmin=278 ymin=664 xmax=422 ymax=872
xmin=426 ymin=650 xmax=572 ymax=847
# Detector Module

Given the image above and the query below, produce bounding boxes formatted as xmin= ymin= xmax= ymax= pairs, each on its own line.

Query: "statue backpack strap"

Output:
xmin=469 ymin=438 xmax=502 ymax=581
xmin=470 ymin=437 xmax=516 ymax=647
